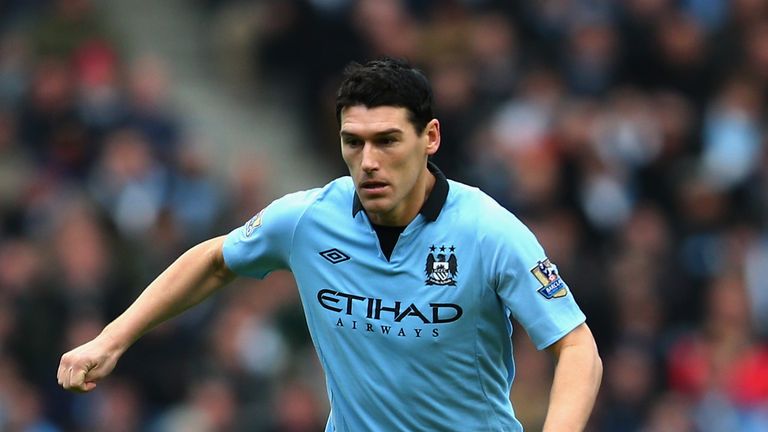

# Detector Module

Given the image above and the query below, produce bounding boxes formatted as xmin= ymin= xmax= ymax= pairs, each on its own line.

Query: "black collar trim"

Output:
xmin=352 ymin=161 xmax=449 ymax=222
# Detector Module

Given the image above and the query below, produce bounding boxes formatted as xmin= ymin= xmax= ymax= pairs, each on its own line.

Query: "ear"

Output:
xmin=424 ymin=119 xmax=441 ymax=156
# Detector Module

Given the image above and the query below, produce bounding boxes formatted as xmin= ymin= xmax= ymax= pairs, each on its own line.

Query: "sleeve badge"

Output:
xmin=244 ymin=210 xmax=264 ymax=237
xmin=530 ymin=258 xmax=567 ymax=299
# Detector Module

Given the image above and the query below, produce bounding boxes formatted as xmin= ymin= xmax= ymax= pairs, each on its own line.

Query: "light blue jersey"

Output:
xmin=223 ymin=165 xmax=586 ymax=431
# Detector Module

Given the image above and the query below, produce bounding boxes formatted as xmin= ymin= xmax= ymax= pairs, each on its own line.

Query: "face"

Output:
xmin=340 ymin=105 xmax=440 ymax=226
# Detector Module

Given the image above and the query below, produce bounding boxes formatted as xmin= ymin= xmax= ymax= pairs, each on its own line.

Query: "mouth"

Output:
xmin=359 ymin=180 xmax=389 ymax=195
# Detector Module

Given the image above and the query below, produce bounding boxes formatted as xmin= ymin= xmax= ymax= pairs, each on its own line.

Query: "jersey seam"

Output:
xmin=287 ymin=185 xmax=333 ymax=265
xmin=286 ymin=182 xmax=341 ymax=431
xmin=475 ymin=189 xmax=507 ymax=296
xmin=474 ymin=208 xmax=505 ymax=431
xmin=479 ymin=189 xmax=523 ymax=430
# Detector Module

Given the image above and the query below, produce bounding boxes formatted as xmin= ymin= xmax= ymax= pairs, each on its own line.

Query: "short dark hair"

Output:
xmin=335 ymin=58 xmax=434 ymax=134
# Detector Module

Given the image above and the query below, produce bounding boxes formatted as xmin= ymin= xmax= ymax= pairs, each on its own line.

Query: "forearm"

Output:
xmin=543 ymin=325 xmax=603 ymax=431
xmin=99 ymin=236 xmax=235 ymax=353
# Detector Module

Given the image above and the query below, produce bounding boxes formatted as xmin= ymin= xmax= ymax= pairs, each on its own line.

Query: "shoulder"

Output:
xmin=444 ymin=180 xmax=536 ymax=245
xmin=445 ymin=180 xmax=520 ymax=224
xmin=318 ymin=176 xmax=355 ymax=203
xmin=225 ymin=176 xmax=353 ymax=252
xmin=270 ymin=176 xmax=353 ymax=216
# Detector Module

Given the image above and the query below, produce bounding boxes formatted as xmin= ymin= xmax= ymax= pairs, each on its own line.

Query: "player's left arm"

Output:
xmin=541 ymin=322 xmax=602 ymax=431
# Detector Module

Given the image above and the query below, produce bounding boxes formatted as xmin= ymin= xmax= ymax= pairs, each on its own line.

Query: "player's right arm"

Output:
xmin=57 ymin=235 xmax=235 ymax=392
xmin=57 ymin=187 xmax=318 ymax=393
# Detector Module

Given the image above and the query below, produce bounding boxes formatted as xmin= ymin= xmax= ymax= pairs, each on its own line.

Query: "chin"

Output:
xmin=362 ymin=203 xmax=389 ymax=214
xmin=360 ymin=198 xmax=391 ymax=215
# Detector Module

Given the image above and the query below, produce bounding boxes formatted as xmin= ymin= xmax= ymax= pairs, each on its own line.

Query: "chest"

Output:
xmin=290 ymin=217 xmax=491 ymax=334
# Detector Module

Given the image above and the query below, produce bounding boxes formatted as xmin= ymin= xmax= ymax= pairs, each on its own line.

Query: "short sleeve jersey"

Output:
xmin=223 ymin=165 xmax=586 ymax=432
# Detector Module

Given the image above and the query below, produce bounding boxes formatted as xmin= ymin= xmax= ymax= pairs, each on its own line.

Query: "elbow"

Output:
xmin=584 ymin=324 xmax=603 ymax=389
xmin=593 ymin=348 xmax=604 ymax=391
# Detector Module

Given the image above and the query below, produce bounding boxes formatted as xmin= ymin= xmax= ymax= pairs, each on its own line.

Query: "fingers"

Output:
xmin=56 ymin=363 xmax=64 ymax=386
xmin=63 ymin=365 xmax=94 ymax=392
xmin=70 ymin=368 xmax=93 ymax=392
xmin=57 ymin=354 xmax=98 ymax=393
xmin=56 ymin=338 xmax=119 ymax=393
xmin=56 ymin=361 xmax=71 ymax=388
xmin=66 ymin=366 xmax=75 ymax=389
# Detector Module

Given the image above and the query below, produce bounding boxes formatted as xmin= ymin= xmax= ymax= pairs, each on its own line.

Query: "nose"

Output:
xmin=360 ymin=143 xmax=379 ymax=173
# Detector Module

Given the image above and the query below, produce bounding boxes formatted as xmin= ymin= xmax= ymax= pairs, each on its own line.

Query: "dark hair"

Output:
xmin=335 ymin=58 xmax=434 ymax=134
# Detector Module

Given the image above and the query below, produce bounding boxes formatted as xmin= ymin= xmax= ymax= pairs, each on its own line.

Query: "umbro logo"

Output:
xmin=320 ymin=248 xmax=350 ymax=264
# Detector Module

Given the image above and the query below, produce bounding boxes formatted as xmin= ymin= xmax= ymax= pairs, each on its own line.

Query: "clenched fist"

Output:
xmin=57 ymin=335 xmax=123 ymax=392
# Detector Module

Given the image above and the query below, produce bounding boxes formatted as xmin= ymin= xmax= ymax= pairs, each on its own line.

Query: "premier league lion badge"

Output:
xmin=425 ymin=245 xmax=458 ymax=286
xmin=531 ymin=258 xmax=567 ymax=299
xmin=244 ymin=210 xmax=263 ymax=237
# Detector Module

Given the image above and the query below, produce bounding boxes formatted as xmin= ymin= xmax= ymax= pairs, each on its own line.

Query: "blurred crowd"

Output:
xmin=0 ymin=0 xmax=325 ymax=431
xmin=2 ymin=0 xmax=768 ymax=431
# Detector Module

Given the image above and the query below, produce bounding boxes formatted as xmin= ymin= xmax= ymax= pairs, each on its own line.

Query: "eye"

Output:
xmin=344 ymin=138 xmax=363 ymax=148
xmin=376 ymin=136 xmax=398 ymax=145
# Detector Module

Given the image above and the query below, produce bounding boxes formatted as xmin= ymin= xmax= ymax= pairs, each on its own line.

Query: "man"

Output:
xmin=58 ymin=58 xmax=602 ymax=431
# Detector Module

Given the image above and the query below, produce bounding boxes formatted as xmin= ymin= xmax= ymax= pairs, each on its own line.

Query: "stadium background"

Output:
xmin=1 ymin=0 xmax=768 ymax=430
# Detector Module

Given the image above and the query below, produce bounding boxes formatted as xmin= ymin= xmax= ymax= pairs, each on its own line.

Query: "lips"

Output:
xmin=360 ymin=180 xmax=389 ymax=194
xmin=361 ymin=181 xmax=387 ymax=188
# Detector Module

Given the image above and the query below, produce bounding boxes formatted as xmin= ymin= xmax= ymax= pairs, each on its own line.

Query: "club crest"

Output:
xmin=531 ymin=258 xmax=567 ymax=299
xmin=425 ymin=245 xmax=458 ymax=286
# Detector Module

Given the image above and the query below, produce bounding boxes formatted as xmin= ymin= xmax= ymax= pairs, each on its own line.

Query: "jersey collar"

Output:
xmin=352 ymin=161 xmax=449 ymax=222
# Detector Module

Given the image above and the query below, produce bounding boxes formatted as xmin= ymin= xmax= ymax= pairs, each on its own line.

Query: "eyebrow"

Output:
xmin=340 ymin=128 xmax=404 ymax=138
